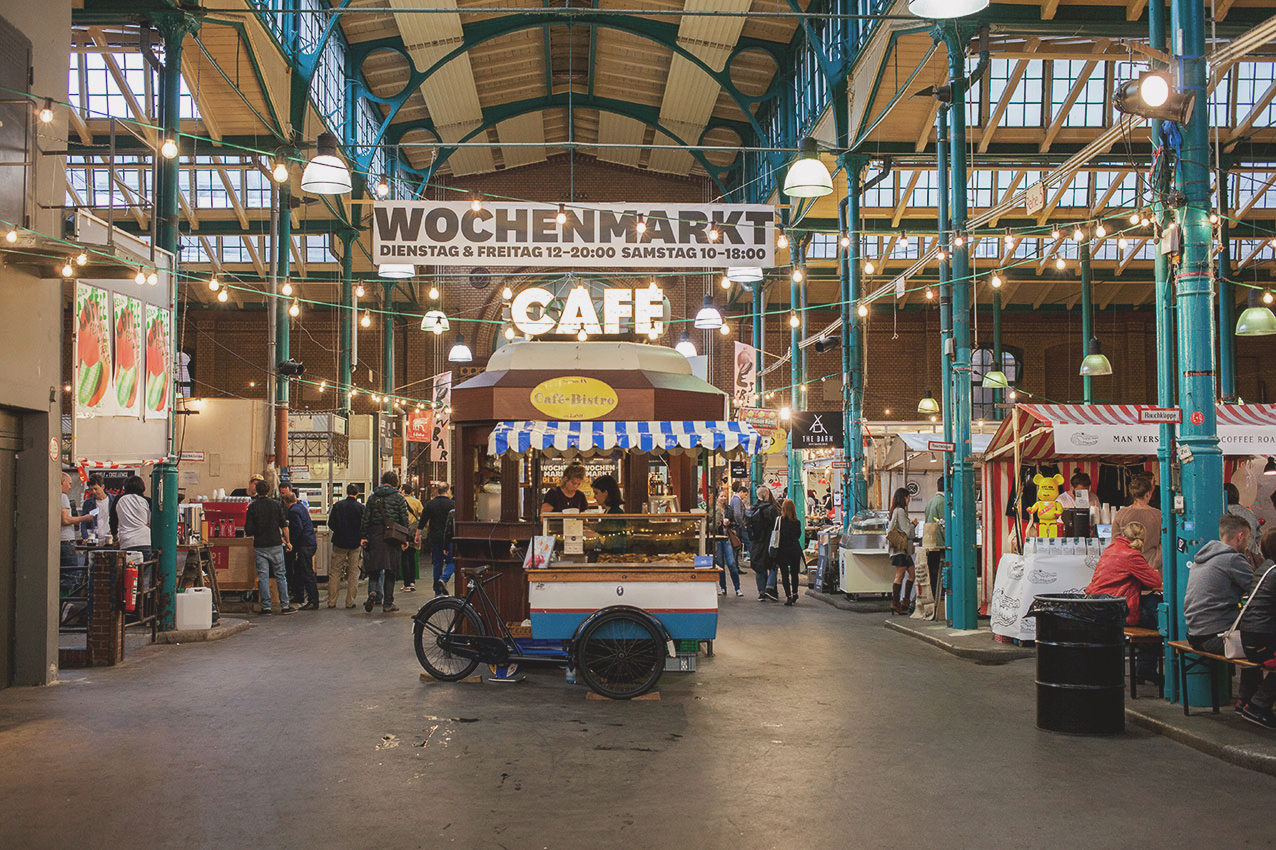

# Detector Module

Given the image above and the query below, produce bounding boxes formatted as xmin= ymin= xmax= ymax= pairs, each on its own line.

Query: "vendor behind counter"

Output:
xmin=541 ymin=463 xmax=589 ymax=514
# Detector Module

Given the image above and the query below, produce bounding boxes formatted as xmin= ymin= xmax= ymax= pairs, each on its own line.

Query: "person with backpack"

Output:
xmin=360 ymin=470 xmax=410 ymax=614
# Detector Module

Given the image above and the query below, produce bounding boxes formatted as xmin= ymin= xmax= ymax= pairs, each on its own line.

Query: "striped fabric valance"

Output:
xmin=488 ymin=420 xmax=765 ymax=458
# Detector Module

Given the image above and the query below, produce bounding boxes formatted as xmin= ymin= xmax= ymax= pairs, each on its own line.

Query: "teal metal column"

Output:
xmin=944 ymin=26 xmax=977 ymax=629
xmin=151 ymin=12 xmax=198 ymax=631
xmin=1172 ymin=0 xmax=1225 ymax=707
xmin=936 ymin=104 xmax=956 ymax=616
xmin=992 ymin=289 xmax=1003 ymax=419
xmin=841 ymin=158 xmax=868 ymax=525
xmin=1217 ymin=167 xmax=1235 ymax=400
xmin=751 ymin=279 xmax=764 ymax=492
xmin=275 ymin=180 xmax=292 ymax=470
xmin=1080 ymin=240 xmax=1094 ymax=403
xmin=789 ymin=254 xmax=806 ymax=539
xmin=382 ymin=282 xmax=395 ymax=410
xmin=338 ymin=230 xmax=355 ymax=415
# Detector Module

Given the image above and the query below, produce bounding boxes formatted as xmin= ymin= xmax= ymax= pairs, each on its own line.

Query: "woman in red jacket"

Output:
xmin=1087 ymin=521 xmax=1164 ymax=685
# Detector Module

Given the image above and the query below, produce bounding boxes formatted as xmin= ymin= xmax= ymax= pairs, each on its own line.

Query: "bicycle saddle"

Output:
xmin=462 ymin=565 xmax=490 ymax=578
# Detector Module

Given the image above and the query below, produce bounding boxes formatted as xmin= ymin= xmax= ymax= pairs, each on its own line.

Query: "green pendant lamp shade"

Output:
xmin=1078 ymin=337 xmax=1113 ymax=376
xmin=981 ymin=369 xmax=1010 ymax=389
xmin=1236 ymin=290 xmax=1276 ymax=337
xmin=917 ymin=390 xmax=941 ymax=415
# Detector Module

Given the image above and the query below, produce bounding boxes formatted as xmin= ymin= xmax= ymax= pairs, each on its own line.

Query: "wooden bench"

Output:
xmin=1124 ymin=626 xmax=1163 ymax=699
xmin=1167 ymin=640 xmax=1260 ymax=716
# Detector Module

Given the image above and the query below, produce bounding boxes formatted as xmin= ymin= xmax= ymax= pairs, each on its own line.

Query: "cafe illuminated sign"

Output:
xmin=530 ymin=377 xmax=619 ymax=421
xmin=512 ymin=285 xmax=665 ymax=338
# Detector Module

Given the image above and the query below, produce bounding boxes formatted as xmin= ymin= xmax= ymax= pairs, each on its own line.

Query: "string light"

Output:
xmin=925 ymin=287 xmax=934 ymax=300
xmin=319 ymin=381 xmax=327 ymax=392
xmin=428 ymin=286 xmax=440 ymax=300
xmin=471 ymin=196 xmax=483 ymax=212
xmin=789 ymin=312 xmax=800 ymax=328
xmin=1265 ymin=291 xmax=1274 ymax=306
xmin=272 ymin=161 xmax=289 ymax=183
xmin=1209 ymin=212 xmax=1219 ymax=224
xmin=719 ymin=324 xmax=730 ymax=336
xmin=1140 ymin=216 xmax=1150 ymax=226
xmin=953 ymin=235 xmax=964 ymax=248
xmin=209 ymin=277 xmax=220 ymax=291
xmin=647 ymin=327 xmax=660 ymax=340
xmin=1118 ymin=237 xmax=1129 ymax=249
xmin=721 ymin=276 xmax=731 ymax=289
xmin=76 ymin=252 xmax=87 ymax=266
xmin=1050 ymin=227 xmax=1061 ymax=240
xmin=708 ymin=226 xmax=720 ymax=242
xmin=504 ymin=326 xmax=515 ymax=340
xmin=1072 ymin=227 xmax=1084 ymax=241
xmin=937 ymin=249 xmax=947 ymax=261
xmin=281 ymin=280 xmax=293 ymax=296
xmin=840 ymin=233 xmax=851 ymax=249
xmin=777 ymin=232 xmax=789 ymax=249
xmin=1094 ymin=223 xmax=1106 ymax=238
xmin=1130 ymin=212 xmax=1142 ymax=225
xmin=1055 ymin=257 xmax=1066 ymax=270
xmin=502 ymin=286 xmax=513 ymax=300
xmin=135 ymin=269 xmax=147 ymax=285
xmin=360 ymin=311 xmax=371 ymax=328
xmin=863 ymin=260 xmax=875 ymax=274
xmin=857 ymin=303 xmax=869 ymax=318
xmin=38 ymin=98 xmax=53 ymax=124
xmin=4 ymin=229 xmax=16 ymax=243
xmin=556 ymin=203 xmax=567 ymax=225
xmin=375 ymin=178 xmax=390 ymax=198
xmin=792 ymin=269 xmax=803 ymax=283
xmin=636 ymin=214 xmax=646 ymax=234
xmin=990 ymin=273 xmax=1002 ymax=288
xmin=288 ymin=300 xmax=300 ymax=317
xmin=577 ymin=328 xmax=588 ymax=342
xmin=217 ymin=288 xmax=229 ymax=303
xmin=61 ymin=261 xmax=73 ymax=277
xmin=354 ymin=283 xmax=365 ymax=298
xmin=147 ymin=272 xmax=158 ymax=286
xmin=160 ymin=138 xmax=178 ymax=159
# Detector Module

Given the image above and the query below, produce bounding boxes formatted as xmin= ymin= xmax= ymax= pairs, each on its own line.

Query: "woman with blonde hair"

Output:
xmin=1087 ymin=520 xmax=1165 ymax=683
xmin=541 ymin=463 xmax=589 ymax=514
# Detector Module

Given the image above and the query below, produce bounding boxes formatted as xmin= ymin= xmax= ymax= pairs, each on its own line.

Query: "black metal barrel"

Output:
xmin=1026 ymin=594 xmax=1128 ymax=735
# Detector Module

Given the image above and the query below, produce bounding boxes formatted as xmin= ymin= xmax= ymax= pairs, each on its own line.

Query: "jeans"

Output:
xmin=1133 ymin=593 xmax=1163 ymax=681
xmin=753 ymin=565 xmax=778 ymax=597
xmin=293 ymin=545 xmax=319 ymax=605
xmin=1240 ymin=632 xmax=1276 ymax=709
xmin=369 ymin=569 xmax=395 ymax=607
xmin=431 ymin=542 xmax=451 ymax=594
xmin=253 ymin=545 xmax=290 ymax=610
xmin=60 ymin=540 xmax=80 ymax=567
xmin=328 ymin=546 xmax=361 ymax=607
xmin=715 ymin=540 xmax=740 ymax=592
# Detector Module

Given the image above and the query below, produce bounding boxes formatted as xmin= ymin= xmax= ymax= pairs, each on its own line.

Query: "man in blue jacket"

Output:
xmin=326 ymin=484 xmax=364 ymax=608
xmin=283 ymin=490 xmax=319 ymax=609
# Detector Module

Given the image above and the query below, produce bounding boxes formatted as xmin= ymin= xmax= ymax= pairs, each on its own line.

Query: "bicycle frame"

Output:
xmin=429 ymin=571 xmax=571 ymax=666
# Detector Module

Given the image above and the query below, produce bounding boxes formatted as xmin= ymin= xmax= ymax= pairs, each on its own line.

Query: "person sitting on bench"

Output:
xmin=1184 ymin=513 xmax=1255 ymax=697
xmin=1087 ymin=521 xmax=1163 ymax=685
xmin=1235 ymin=528 xmax=1276 ymax=729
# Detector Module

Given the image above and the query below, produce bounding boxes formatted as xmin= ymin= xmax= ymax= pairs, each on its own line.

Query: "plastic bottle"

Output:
xmin=565 ymin=667 xmax=577 ymax=684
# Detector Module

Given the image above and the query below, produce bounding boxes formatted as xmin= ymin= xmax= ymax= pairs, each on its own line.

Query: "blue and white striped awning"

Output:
xmin=489 ymin=420 xmax=766 ymax=458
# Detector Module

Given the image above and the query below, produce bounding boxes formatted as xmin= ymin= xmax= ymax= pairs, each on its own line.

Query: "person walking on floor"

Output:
xmin=710 ymin=488 xmax=743 ymax=597
xmin=745 ymin=486 xmax=781 ymax=602
xmin=775 ymin=498 xmax=804 ymax=605
xmin=283 ymin=490 xmax=320 ymax=610
xmin=244 ymin=478 xmax=295 ymax=615
xmin=1235 ymin=527 xmax=1276 ymax=729
xmin=423 ymin=483 xmax=456 ymax=597
xmin=401 ymin=483 xmax=424 ymax=593
xmin=916 ymin=478 xmax=946 ymax=620
xmin=361 ymin=470 xmax=410 ymax=613
xmin=887 ymin=487 xmax=916 ymax=615
xmin=729 ymin=481 xmax=750 ymax=568
xmin=326 ymin=484 xmax=364 ymax=608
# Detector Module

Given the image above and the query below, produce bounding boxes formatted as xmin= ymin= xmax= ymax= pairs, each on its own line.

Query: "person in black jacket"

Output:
xmin=360 ymin=470 xmax=410 ymax=613
xmin=244 ymin=479 xmax=294 ymax=615
xmin=774 ymin=499 xmax=804 ymax=605
xmin=745 ymin=486 xmax=780 ymax=602
xmin=1238 ymin=527 xmax=1276 ymax=729
xmin=326 ymin=484 xmax=364 ymax=608
xmin=423 ymin=483 xmax=456 ymax=596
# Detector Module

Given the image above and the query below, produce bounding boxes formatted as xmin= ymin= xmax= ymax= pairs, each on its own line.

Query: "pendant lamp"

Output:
xmin=917 ymin=390 xmax=940 ymax=415
xmin=1078 ymin=337 xmax=1113 ymax=376
xmin=1263 ymin=457 xmax=1276 ymax=476
xmin=378 ymin=263 xmax=414 ymax=279
xmin=448 ymin=334 xmax=472 ymax=363
xmin=675 ymin=332 xmax=698 ymax=358
xmin=727 ymin=267 xmax=765 ymax=283
xmin=981 ymin=369 xmax=1010 ymax=389
xmin=1235 ymin=289 xmax=1276 ymax=336
xmin=301 ymin=132 xmax=352 ymax=195
xmin=908 ymin=0 xmax=989 ymax=18
xmin=421 ymin=310 xmax=449 ymax=334
xmin=694 ymin=295 xmax=723 ymax=329
xmin=782 ymin=137 xmax=833 ymax=198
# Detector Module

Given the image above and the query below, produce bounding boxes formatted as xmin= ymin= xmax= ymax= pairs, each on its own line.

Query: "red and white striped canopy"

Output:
xmin=984 ymin=403 xmax=1276 ymax=461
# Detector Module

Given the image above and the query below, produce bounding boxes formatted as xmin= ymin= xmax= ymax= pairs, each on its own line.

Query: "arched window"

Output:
xmin=971 ymin=346 xmax=1023 ymax=420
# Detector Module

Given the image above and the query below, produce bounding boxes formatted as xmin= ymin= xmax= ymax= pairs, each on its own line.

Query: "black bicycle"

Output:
xmin=412 ymin=565 xmax=669 ymax=699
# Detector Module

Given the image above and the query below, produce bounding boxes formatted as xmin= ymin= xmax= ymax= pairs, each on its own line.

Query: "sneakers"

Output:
xmin=364 ymin=594 xmax=379 ymax=613
xmin=279 ymin=606 xmax=297 ymax=615
xmin=718 ymin=587 xmax=727 ymax=596
xmin=259 ymin=607 xmax=273 ymax=615
xmin=382 ymin=604 xmax=400 ymax=613
xmin=1239 ymin=703 xmax=1276 ymax=729
xmin=299 ymin=602 xmax=319 ymax=611
xmin=735 ymin=589 xmax=744 ymax=597
xmin=401 ymin=584 xmax=416 ymax=593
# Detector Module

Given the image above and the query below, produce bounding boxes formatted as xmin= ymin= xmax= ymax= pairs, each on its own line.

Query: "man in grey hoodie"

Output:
xmin=1184 ymin=513 xmax=1254 ymax=655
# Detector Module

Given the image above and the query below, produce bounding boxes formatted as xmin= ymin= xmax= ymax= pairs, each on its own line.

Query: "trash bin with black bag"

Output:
xmin=1024 ymin=593 xmax=1128 ymax=735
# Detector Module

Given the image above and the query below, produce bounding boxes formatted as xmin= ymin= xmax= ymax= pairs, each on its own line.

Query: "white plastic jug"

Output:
xmin=175 ymin=586 xmax=214 ymax=631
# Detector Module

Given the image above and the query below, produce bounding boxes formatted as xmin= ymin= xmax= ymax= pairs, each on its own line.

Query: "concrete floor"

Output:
xmin=2 ymin=592 xmax=1273 ymax=850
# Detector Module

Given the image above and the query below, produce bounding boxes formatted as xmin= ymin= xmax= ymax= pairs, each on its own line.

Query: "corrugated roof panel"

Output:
xmin=646 ymin=126 xmax=697 ymax=175
xmin=390 ymin=0 xmax=463 ymax=47
xmin=596 ymin=113 xmax=646 ymax=167
xmin=496 ymin=113 xmax=547 ymax=169
xmin=418 ymin=56 xmax=484 ymax=127
xmin=658 ymin=56 xmax=720 ymax=129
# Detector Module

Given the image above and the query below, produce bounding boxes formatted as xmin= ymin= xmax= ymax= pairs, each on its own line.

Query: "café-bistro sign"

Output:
xmin=530 ymin=376 xmax=619 ymax=421
xmin=512 ymin=285 xmax=666 ymax=337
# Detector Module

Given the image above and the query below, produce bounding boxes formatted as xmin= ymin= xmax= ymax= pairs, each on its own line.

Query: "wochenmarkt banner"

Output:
xmin=372 ymin=202 xmax=775 ymax=269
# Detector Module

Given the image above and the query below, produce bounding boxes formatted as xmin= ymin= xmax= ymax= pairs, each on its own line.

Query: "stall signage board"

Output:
xmin=406 ymin=409 xmax=434 ymax=443
xmin=372 ymin=201 xmax=775 ymax=269
xmin=1137 ymin=407 xmax=1182 ymax=424
xmin=831 ymin=460 xmax=852 ymax=469
xmin=928 ymin=440 xmax=955 ymax=452
xmin=1053 ymin=423 xmax=1276 ymax=454
xmin=790 ymin=410 xmax=843 ymax=450
xmin=736 ymin=407 xmax=779 ymax=428
xmin=530 ymin=376 xmax=619 ymax=421
xmin=512 ymin=286 xmax=666 ymax=337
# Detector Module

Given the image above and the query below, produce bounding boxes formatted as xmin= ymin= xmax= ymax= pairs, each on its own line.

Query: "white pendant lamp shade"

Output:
xmin=301 ymin=132 xmax=352 ymax=195
xmin=675 ymin=332 xmax=697 ymax=358
xmin=378 ymin=263 xmax=415 ymax=279
xmin=448 ymin=334 xmax=473 ymax=363
xmin=726 ymin=267 xmax=765 ymax=283
xmin=421 ymin=310 xmax=450 ymax=333
xmin=694 ymin=295 xmax=723 ymax=329
xmin=907 ymin=0 xmax=989 ymax=18
xmin=783 ymin=137 xmax=833 ymax=198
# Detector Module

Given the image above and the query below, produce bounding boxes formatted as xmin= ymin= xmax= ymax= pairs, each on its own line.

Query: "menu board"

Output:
xmin=143 ymin=305 xmax=172 ymax=420
xmin=113 ymin=294 xmax=143 ymax=418
xmin=74 ymin=283 xmax=113 ymax=417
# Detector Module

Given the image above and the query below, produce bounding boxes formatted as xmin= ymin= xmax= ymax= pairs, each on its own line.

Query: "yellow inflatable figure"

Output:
xmin=1027 ymin=473 xmax=1065 ymax=537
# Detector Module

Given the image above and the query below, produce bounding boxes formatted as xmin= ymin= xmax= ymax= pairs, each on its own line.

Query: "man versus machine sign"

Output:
xmin=372 ymin=202 xmax=775 ymax=269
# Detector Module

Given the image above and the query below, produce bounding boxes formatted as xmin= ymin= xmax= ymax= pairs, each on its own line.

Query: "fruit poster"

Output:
xmin=74 ymin=284 xmax=113 ymax=417
xmin=112 ymin=295 xmax=143 ymax=418
xmin=143 ymin=305 xmax=172 ymax=420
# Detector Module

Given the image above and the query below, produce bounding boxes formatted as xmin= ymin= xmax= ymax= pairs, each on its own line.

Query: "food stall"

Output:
xmin=450 ymin=340 xmax=763 ymax=642
xmin=981 ymin=402 xmax=1276 ymax=641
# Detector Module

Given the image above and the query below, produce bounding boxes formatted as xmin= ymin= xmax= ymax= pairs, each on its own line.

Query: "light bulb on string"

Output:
xmin=288 ymin=300 xmax=300 ymax=318
xmin=147 ymin=272 xmax=158 ymax=286
xmin=360 ymin=311 xmax=371 ymax=329
xmin=76 ymin=252 xmax=87 ymax=266
xmin=38 ymin=98 xmax=53 ymax=124
xmin=1095 ymin=223 xmax=1106 ymax=238
xmin=937 ymin=249 xmax=947 ymax=261
xmin=61 ymin=261 xmax=73 ymax=278
xmin=217 ymin=288 xmax=229 ymax=303
xmin=647 ymin=327 xmax=660 ymax=340
xmin=1130 ymin=211 xmax=1142 ymax=225
xmin=863 ymin=260 xmax=875 ymax=274
xmin=504 ymin=326 xmax=515 ymax=340
xmin=925 ymin=287 xmax=934 ymax=300
xmin=375 ymin=178 xmax=390 ymax=198
xmin=719 ymin=324 xmax=730 ymax=336
xmin=792 ymin=269 xmax=803 ymax=283
xmin=1118 ymin=237 xmax=1129 ymax=249
xmin=5 ymin=229 xmax=16 ymax=243
xmin=1265 ymin=291 xmax=1275 ymax=306
xmin=1004 ymin=233 xmax=1014 ymax=247
xmin=636 ymin=214 xmax=646 ymax=235
xmin=272 ymin=161 xmax=289 ymax=183
xmin=857 ymin=303 xmax=869 ymax=318
xmin=209 ymin=277 xmax=220 ymax=291
xmin=990 ymin=273 xmax=1002 ymax=288
xmin=1209 ymin=213 xmax=1219 ymax=224
xmin=319 ymin=381 xmax=327 ymax=392
xmin=577 ymin=329 xmax=588 ymax=342
xmin=354 ymin=283 xmax=365 ymax=298
xmin=1072 ymin=227 xmax=1084 ymax=241
xmin=953 ymin=235 xmax=964 ymax=248
xmin=708 ymin=226 xmax=720 ymax=242
xmin=840 ymin=233 xmax=851 ymax=249
xmin=471 ymin=196 xmax=482 ymax=212
xmin=281 ymin=280 xmax=293 ymax=296
xmin=777 ymin=232 xmax=789 ymax=249
xmin=135 ymin=269 xmax=147 ymax=285
xmin=428 ymin=286 xmax=440 ymax=300
xmin=1050 ymin=227 xmax=1061 ymax=240
xmin=1140 ymin=216 xmax=1150 ymax=227
xmin=160 ymin=138 xmax=178 ymax=159
xmin=1055 ymin=257 xmax=1066 ymax=270
xmin=502 ymin=286 xmax=513 ymax=300
xmin=789 ymin=312 xmax=800 ymax=328
xmin=556 ymin=204 xmax=567 ymax=225
xmin=721 ymin=276 xmax=731 ymax=290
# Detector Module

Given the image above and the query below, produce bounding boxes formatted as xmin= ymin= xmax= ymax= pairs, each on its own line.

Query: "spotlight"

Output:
xmin=917 ymin=390 xmax=940 ymax=415
xmin=694 ymin=295 xmax=723 ymax=330
xmin=448 ymin=334 xmax=473 ymax=363
xmin=1114 ymin=72 xmax=1195 ymax=123
xmin=1079 ymin=337 xmax=1114 ymax=375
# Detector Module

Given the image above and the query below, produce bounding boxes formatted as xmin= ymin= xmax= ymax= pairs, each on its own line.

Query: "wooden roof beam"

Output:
xmin=1117 ymin=238 xmax=1148 ymax=274
xmin=1231 ymin=80 xmax=1276 ymax=142
xmin=915 ymin=97 xmax=940 ymax=153
xmin=1099 ymin=281 xmax=1123 ymax=310
xmin=1040 ymin=46 xmax=1107 ymax=154
xmin=88 ymin=28 xmax=156 ymax=146
xmin=893 ymin=171 xmax=921 ymax=227
xmin=980 ymin=41 xmax=1039 ymax=154
xmin=1032 ymin=281 xmax=1058 ymax=309
xmin=1038 ymin=236 xmax=1064 ymax=272
xmin=1037 ymin=171 xmax=1079 ymax=224
xmin=1238 ymin=173 xmax=1276 ymax=218
xmin=213 ymin=157 xmax=249 ymax=229
xmin=242 ymin=234 xmax=266 ymax=277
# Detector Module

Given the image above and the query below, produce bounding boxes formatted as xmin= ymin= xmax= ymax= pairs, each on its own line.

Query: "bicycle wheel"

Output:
xmin=413 ymin=597 xmax=484 ymax=681
xmin=575 ymin=610 xmax=665 ymax=699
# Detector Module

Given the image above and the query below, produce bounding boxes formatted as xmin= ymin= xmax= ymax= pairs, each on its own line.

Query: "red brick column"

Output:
xmin=86 ymin=552 xmax=125 ymax=667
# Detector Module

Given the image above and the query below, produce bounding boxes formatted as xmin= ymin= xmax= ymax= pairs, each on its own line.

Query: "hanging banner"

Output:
xmin=430 ymin=371 xmax=452 ymax=463
xmin=1053 ymin=422 xmax=1276 ymax=455
xmin=790 ymin=410 xmax=844 ymax=450
xmin=112 ymin=294 xmax=143 ymax=418
xmin=372 ymin=201 xmax=775 ymax=269
xmin=732 ymin=342 xmax=758 ymax=409
xmin=143 ymin=305 xmax=172 ymax=421
xmin=406 ymin=409 xmax=435 ymax=444
xmin=74 ymin=283 xmax=114 ymax=418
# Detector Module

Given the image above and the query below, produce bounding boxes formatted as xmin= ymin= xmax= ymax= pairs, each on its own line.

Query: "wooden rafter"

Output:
xmin=1093 ymin=170 xmax=1130 ymax=215
xmin=242 ymin=235 xmax=266 ymax=277
xmin=1040 ymin=45 xmax=1108 ymax=153
xmin=915 ymin=97 xmax=940 ymax=153
xmin=1231 ymin=80 xmax=1276 ymax=141
xmin=1033 ymin=281 xmax=1058 ymax=309
xmin=1099 ymin=281 xmax=1124 ymax=310
xmin=1038 ymin=172 xmax=1079 ymax=224
xmin=1038 ymin=237 xmax=1065 ymax=272
xmin=893 ymin=172 xmax=921 ymax=227
xmin=1118 ymin=238 xmax=1149 ymax=274
xmin=1239 ymin=239 xmax=1268 ymax=268
xmin=1238 ymin=174 xmax=1276 ymax=218
xmin=179 ymin=56 xmax=221 ymax=143
xmin=88 ymin=28 xmax=157 ymax=145
xmin=989 ymin=171 xmax=1026 ymax=227
xmin=213 ymin=157 xmax=249 ymax=229
xmin=1126 ymin=0 xmax=1148 ymax=21
xmin=980 ymin=41 xmax=1039 ymax=154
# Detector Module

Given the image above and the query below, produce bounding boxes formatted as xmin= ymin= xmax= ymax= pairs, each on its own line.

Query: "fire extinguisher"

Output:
xmin=123 ymin=562 xmax=138 ymax=612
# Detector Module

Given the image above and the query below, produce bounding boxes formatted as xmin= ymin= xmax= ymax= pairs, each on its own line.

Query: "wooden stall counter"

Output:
xmin=527 ymin=566 xmax=719 ymax=641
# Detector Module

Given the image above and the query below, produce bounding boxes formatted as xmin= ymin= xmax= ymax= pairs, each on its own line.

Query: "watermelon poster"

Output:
xmin=143 ymin=305 xmax=172 ymax=421
xmin=113 ymin=294 xmax=143 ymax=418
xmin=74 ymin=284 xmax=113 ymax=417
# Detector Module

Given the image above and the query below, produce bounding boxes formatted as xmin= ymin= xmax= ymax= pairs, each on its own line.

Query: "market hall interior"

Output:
xmin=4 ymin=0 xmax=1276 ymax=845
